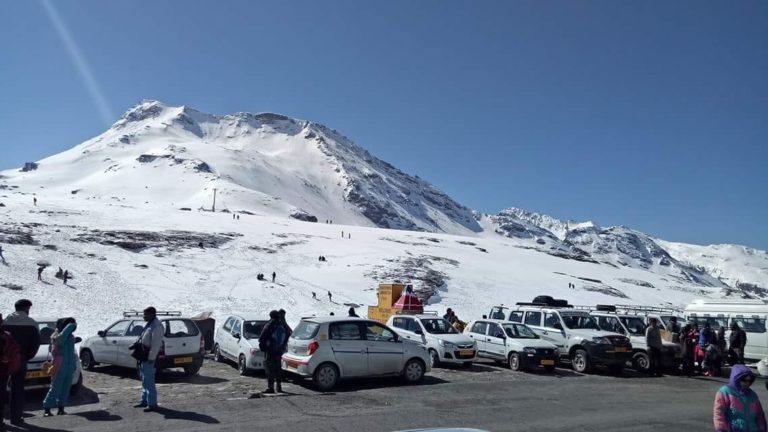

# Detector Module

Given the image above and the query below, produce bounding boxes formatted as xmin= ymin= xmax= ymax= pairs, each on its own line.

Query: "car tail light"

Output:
xmin=199 ymin=335 xmax=205 ymax=353
xmin=158 ymin=341 xmax=166 ymax=359
xmin=307 ymin=341 xmax=319 ymax=356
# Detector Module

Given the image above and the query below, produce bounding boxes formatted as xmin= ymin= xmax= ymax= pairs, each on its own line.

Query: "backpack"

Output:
xmin=0 ymin=332 xmax=23 ymax=376
xmin=270 ymin=325 xmax=287 ymax=350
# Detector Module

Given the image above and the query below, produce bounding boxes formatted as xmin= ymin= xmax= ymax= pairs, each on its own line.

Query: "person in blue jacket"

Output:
xmin=42 ymin=317 xmax=77 ymax=416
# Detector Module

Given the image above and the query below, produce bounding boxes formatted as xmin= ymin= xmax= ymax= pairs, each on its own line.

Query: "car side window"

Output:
xmin=508 ymin=311 xmax=524 ymax=323
xmin=222 ymin=317 xmax=234 ymax=332
xmin=329 ymin=322 xmax=363 ymax=340
xmin=597 ymin=316 xmax=624 ymax=334
xmin=471 ymin=322 xmax=488 ymax=335
xmin=488 ymin=323 xmax=504 ymax=338
xmin=126 ymin=321 xmax=145 ymax=337
xmin=392 ymin=317 xmax=406 ymax=329
xmin=231 ymin=319 xmax=242 ymax=336
xmin=105 ymin=320 xmax=130 ymax=337
xmin=365 ymin=322 xmax=397 ymax=342
xmin=406 ymin=319 xmax=422 ymax=333
xmin=544 ymin=313 xmax=562 ymax=329
xmin=524 ymin=311 xmax=542 ymax=327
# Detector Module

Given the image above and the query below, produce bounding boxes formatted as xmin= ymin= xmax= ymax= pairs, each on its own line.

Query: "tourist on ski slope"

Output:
xmin=42 ymin=318 xmax=78 ymax=416
xmin=713 ymin=364 xmax=766 ymax=432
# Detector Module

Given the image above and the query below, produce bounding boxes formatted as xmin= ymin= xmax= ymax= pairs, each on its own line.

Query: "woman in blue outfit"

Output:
xmin=42 ymin=317 xmax=77 ymax=416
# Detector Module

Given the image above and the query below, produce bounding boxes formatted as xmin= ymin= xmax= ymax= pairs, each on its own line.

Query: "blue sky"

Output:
xmin=1 ymin=1 xmax=766 ymax=249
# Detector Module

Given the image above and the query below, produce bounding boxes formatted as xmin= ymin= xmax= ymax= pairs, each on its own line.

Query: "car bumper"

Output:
xmin=520 ymin=352 xmax=559 ymax=369
xmin=586 ymin=345 xmax=633 ymax=366
xmin=156 ymin=352 xmax=204 ymax=369
xmin=247 ymin=352 xmax=265 ymax=370
xmin=441 ymin=347 xmax=478 ymax=364
xmin=281 ymin=354 xmax=313 ymax=377
xmin=23 ymin=367 xmax=81 ymax=390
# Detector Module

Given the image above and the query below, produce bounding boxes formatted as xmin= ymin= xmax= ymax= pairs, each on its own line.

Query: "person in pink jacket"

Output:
xmin=714 ymin=364 xmax=767 ymax=432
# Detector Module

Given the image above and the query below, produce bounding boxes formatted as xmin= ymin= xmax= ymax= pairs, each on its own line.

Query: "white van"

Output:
xmin=684 ymin=299 xmax=768 ymax=361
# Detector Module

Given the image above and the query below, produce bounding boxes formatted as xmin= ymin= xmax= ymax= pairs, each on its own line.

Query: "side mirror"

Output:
xmin=74 ymin=337 xmax=83 ymax=343
xmin=414 ymin=329 xmax=424 ymax=335
xmin=97 ymin=330 xmax=105 ymax=337
xmin=553 ymin=323 xmax=563 ymax=330
xmin=233 ymin=332 xmax=241 ymax=339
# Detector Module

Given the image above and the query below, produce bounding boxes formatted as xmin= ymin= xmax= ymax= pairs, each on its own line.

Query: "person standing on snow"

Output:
xmin=272 ymin=272 xmax=276 ymax=283
xmin=259 ymin=310 xmax=290 ymax=394
xmin=0 ymin=245 xmax=5 ymax=263
xmin=42 ymin=318 xmax=78 ymax=416
xmin=348 ymin=307 xmax=358 ymax=317
xmin=62 ymin=270 xmax=69 ymax=285
xmin=37 ymin=266 xmax=44 ymax=281
xmin=4 ymin=299 xmax=41 ymax=426
xmin=645 ymin=317 xmax=663 ymax=377
xmin=135 ymin=307 xmax=164 ymax=412
xmin=714 ymin=365 xmax=766 ymax=432
xmin=328 ymin=291 xmax=332 ymax=302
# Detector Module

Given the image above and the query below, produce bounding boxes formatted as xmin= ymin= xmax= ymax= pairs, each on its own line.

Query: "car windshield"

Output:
xmin=620 ymin=317 xmax=647 ymax=336
xmin=504 ymin=324 xmax=538 ymax=339
xmin=420 ymin=318 xmax=458 ymax=334
xmin=562 ymin=314 xmax=600 ymax=330
xmin=243 ymin=320 xmax=268 ymax=339
xmin=292 ymin=321 xmax=320 ymax=340
xmin=38 ymin=322 xmax=57 ymax=345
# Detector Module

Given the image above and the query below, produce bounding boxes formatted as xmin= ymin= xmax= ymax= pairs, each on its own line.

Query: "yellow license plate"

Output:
xmin=25 ymin=370 xmax=48 ymax=379
xmin=615 ymin=347 xmax=628 ymax=352
xmin=174 ymin=357 xmax=193 ymax=364
xmin=540 ymin=359 xmax=555 ymax=366
xmin=459 ymin=350 xmax=474 ymax=357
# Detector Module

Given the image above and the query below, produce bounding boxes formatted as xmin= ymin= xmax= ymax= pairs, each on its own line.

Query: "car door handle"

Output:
xmin=112 ymin=340 xmax=118 ymax=344
xmin=486 ymin=338 xmax=491 ymax=342
xmin=543 ymin=331 xmax=549 ymax=335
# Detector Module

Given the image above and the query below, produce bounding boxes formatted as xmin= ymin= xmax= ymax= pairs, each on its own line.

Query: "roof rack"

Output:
xmin=515 ymin=302 xmax=574 ymax=309
xmin=614 ymin=305 xmax=682 ymax=315
xmin=123 ymin=310 xmax=182 ymax=318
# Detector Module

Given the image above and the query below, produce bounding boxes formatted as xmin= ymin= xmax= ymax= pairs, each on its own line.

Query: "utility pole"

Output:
xmin=212 ymin=188 xmax=217 ymax=212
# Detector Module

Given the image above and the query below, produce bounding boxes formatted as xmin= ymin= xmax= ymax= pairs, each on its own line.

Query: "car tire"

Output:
xmin=80 ymin=349 xmax=96 ymax=371
xmin=633 ymin=352 xmax=650 ymax=372
xmin=508 ymin=352 xmax=522 ymax=371
xmin=238 ymin=355 xmax=248 ymax=376
xmin=428 ymin=349 xmax=440 ymax=369
xmin=313 ymin=363 xmax=339 ymax=392
xmin=403 ymin=359 xmax=425 ymax=384
xmin=572 ymin=349 xmax=591 ymax=373
xmin=184 ymin=364 xmax=201 ymax=376
xmin=213 ymin=344 xmax=223 ymax=363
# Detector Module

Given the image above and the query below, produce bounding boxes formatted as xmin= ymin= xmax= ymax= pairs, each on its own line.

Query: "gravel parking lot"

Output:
xmin=9 ymin=358 xmax=730 ymax=431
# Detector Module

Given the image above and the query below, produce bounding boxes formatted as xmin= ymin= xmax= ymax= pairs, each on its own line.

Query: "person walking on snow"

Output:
xmin=42 ymin=318 xmax=78 ymax=416
xmin=312 ymin=292 xmax=317 ymax=300
xmin=62 ymin=270 xmax=69 ymax=285
xmin=714 ymin=364 xmax=766 ymax=432
xmin=135 ymin=307 xmax=164 ymax=412
xmin=0 ymin=245 xmax=5 ymax=263
xmin=327 ymin=291 xmax=332 ymax=302
xmin=37 ymin=266 xmax=44 ymax=281
xmin=33 ymin=197 xmax=37 ymax=206
xmin=272 ymin=272 xmax=276 ymax=283
xmin=258 ymin=310 xmax=290 ymax=393
xmin=341 ymin=230 xmax=344 ymax=238
xmin=4 ymin=299 xmax=41 ymax=426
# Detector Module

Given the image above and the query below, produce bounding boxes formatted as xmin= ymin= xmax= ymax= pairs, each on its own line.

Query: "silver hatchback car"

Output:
xmin=282 ymin=316 xmax=431 ymax=391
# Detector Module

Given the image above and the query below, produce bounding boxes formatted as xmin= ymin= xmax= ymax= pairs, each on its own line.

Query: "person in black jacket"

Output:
xmin=4 ymin=299 xmax=41 ymax=426
xmin=729 ymin=322 xmax=747 ymax=364
xmin=258 ymin=310 xmax=289 ymax=394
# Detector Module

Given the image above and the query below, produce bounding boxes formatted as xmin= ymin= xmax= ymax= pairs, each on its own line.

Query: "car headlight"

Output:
xmin=523 ymin=347 xmax=537 ymax=354
xmin=250 ymin=348 xmax=260 ymax=355
xmin=438 ymin=340 xmax=455 ymax=349
xmin=592 ymin=337 xmax=611 ymax=345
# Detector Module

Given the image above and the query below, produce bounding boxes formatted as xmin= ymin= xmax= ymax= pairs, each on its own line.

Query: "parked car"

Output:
xmin=281 ymin=316 xmax=430 ymax=391
xmin=23 ymin=318 xmax=83 ymax=392
xmin=213 ymin=313 xmax=269 ymax=375
xmin=387 ymin=314 xmax=477 ymax=368
xmin=464 ymin=319 xmax=558 ymax=372
xmin=685 ymin=298 xmax=768 ymax=362
xmin=489 ymin=299 xmax=632 ymax=374
xmin=79 ymin=311 xmax=204 ymax=376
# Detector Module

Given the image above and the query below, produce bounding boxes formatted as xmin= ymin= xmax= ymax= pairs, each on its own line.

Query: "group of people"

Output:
xmin=257 ymin=272 xmax=277 ymax=283
xmin=443 ymin=308 xmax=466 ymax=332
xmin=674 ymin=320 xmax=747 ymax=378
xmin=54 ymin=267 xmax=71 ymax=285
xmin=0 ymin=299 xmax=79 ymax=429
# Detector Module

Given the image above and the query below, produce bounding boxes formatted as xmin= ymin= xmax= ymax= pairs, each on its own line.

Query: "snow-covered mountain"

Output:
xmin=1 ymin=100 xmax=767 ymax=335
xmin=5 ymin=100 xmax=480 ymax=235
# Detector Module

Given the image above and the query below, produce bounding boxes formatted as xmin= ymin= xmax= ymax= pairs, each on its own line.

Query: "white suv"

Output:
xmin=80 ymin=311 xmax=205 ymax=375
xmin=464 ymin=319 xmax=559 ymax=372
xmin=282 ymin=316 xmax=430 ymax=391
xmin=387 ymin=314 xmax=477 ymax=368
xmin=213 ymin=314 xmax=269 ymax=375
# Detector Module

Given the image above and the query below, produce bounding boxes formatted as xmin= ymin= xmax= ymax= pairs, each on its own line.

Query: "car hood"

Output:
xmin=428 ymin=333 xmax=474 ymax=345
xmin=241 ymin=337 xmax=259 ymax=349
xmin=507 ymin=338 xmax=558 ymax=349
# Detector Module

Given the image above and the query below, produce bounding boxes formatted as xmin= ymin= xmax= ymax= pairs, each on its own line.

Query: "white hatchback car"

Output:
xmin=387 ymin=314 xmax=478 ymax=368
xmin=23 ymin=318 xmax=83 ymax=392
xmin=281 ymin=316 xmax=431 ymax=391
xmin=465 ymin=319 xmax=559 ymax=372
xmin=213 ymin=314 xmax=269 ymax=374
xmin=79 ymin=311 xmax=205 ymax=375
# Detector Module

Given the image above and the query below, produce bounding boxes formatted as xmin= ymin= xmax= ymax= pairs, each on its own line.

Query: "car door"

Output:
xmin=328 ymin=321 xmax=368 ymax=377
xmin=92 ymin=320 xmax=130 ymax=365
xmin=485 ymin=323 xmax=507 ymax=360
xmin=541 ymin=312 xmax=567 ymax=356
xmin=393 ymin=317 xmax=418 ymax=342
xmin=218 ymin=317 xmax=235 ymax=359
xmin=468 ymin=321 xmax=488 ymax=355
xmin=228 ymin=318 xmax=243 ymax=358
xmin=364 ymin=321 xmax=404 ymax=375
xmin=115 ymin=320 xmax=145 ymax=367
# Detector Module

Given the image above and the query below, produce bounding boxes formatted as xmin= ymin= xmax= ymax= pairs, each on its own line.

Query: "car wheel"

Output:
xmin=313 ymin=363 xmax=339 ymax=392
xmin=572 ymin=349 xmax=591 ymax=373
xmin=184 ymin=364 xmax=201 ymax=376
xmin=213 ymin=344 xmax=223 ymax=363
xmin=403 ymin=359 xmax=425 ymax=384
xmin=80 ymin=349 xmax=96 ymax=371
xmin=428 ymin=349 xmax=440 ymax=369
xmin=508 ymin=352 xmax=522 ymax=371
xmin=633 ymin=352 xmax=650 ymax=372
xmin=238 ymin=355 xmax=248 ymax=376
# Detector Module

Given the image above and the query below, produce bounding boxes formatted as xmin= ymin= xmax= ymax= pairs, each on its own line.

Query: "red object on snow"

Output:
xmin=392 ymin=291 xmax=423 ymax=314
